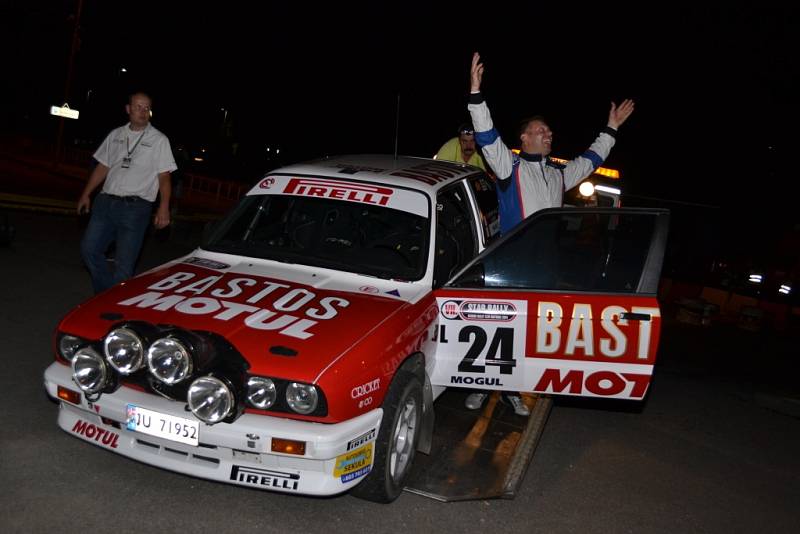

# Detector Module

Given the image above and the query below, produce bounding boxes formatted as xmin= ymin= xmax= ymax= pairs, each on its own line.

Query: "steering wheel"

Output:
xmin=371 ymin=242 xmax=415 ymax=267
xmin=366 ymin=231 xmax=416 ymax=268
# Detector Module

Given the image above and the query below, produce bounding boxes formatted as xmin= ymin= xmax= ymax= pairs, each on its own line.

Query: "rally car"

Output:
xmin=44 ymin=155 xmax=669 ymax=502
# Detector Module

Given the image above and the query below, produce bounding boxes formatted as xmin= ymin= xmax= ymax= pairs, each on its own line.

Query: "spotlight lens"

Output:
xmin=286 ymin=382 xmax=318 ymax=415
xmin=58 ymin=334 xmax=84 ymax=362
xmin=246 ymin=377 xmax=277 ymax=410
xmin=104 ymin=328 xmax=144 ymax=375
xmin=188 ymin=376 xmax=233 ymax=424
xmin=147 ymin=338 xmax=192 ymax=384
xmin=71 ymin=348 xmax=108 ymax=394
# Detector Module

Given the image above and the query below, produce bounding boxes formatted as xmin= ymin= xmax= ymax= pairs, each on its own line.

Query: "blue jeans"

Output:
xmin=80 ymin=193 xmax=153 ymax=294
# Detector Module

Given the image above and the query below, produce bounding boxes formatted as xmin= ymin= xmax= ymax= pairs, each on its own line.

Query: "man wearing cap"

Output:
xmin=434 ymin=123 xmax=487 ymax=170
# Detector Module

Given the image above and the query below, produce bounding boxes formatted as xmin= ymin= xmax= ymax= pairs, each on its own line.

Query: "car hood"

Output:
xmin=59 ymin=253 xmax=418 ymax=383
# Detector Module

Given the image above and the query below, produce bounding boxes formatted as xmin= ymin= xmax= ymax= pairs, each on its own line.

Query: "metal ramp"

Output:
xmin=404 ymin=390 xmax=552 ymax=501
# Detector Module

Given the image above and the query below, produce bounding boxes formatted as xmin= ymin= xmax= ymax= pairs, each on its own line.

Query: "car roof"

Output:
xmin=264 ymin=154 xmax=482 ymax=195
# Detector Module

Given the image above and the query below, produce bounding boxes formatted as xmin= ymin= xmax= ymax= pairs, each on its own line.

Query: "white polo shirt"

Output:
xmin=93 ymin=123 xmax=178 ymax=202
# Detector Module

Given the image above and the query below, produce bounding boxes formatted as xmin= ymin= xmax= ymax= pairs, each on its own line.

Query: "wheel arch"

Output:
xmin=395 ymin=352 xmax=433 ymax=455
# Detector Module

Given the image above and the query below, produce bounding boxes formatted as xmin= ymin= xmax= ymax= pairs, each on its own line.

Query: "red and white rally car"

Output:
xmin=44 ymin=155 xmax=669 ymax=502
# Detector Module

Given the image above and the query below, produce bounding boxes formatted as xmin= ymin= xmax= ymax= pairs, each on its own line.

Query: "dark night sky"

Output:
xmin=2 ymin=2 xmax=798 ymax=234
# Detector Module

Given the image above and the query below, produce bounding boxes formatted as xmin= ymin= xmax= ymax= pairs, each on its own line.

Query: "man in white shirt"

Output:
xmin=78 ymin=92 xmax=177 ymax=293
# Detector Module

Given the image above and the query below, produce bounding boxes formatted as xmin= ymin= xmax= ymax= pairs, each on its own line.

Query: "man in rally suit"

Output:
xmin=463 ymin=52 xmax=635 ymax=413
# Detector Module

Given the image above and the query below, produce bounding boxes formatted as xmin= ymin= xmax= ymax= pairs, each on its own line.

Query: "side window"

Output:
xmin=451 ymin=209 xmax=664 ymax=294
xmin=433 ymin=185 xmax=478 ymax=287
xmin=467 ymin=173 xmax=500 ymax=244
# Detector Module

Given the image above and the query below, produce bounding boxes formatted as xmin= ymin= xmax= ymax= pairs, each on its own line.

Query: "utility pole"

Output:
xmin=393 ymin=93 xmax=400 ymax=159
xmin=54 ymin=0 xmax=84 ymax=167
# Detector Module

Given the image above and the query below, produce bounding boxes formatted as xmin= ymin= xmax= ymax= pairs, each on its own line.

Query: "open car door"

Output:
xmin=430 ymin=207 xmax=670 ymax=400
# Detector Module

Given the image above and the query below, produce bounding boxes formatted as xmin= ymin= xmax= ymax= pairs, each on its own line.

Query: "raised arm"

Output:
xmin=562 ymin=99 xmax=635 ymax=190
xmin=467 ymin=53 xmax=515 ymax=180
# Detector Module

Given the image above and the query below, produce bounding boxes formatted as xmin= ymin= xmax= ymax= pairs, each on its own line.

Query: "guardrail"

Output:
xmin=1 ymin=140 xmax=248 ymax=214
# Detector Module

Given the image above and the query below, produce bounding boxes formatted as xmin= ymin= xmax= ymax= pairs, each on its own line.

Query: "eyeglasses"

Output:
xmin=459 ymin=129 xmax=474 ymax=136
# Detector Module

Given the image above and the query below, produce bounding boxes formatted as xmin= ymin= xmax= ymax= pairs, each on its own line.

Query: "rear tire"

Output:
xmin=351 ymin=370 xmax=422 ymax=503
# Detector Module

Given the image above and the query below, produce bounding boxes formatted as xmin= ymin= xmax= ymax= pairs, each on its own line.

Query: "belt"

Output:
xmin=103 ymin=193 xmax=150 ymax=203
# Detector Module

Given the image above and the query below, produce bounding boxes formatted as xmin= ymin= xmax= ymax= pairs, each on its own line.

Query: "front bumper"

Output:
xmin=44 ymin=362 xmax=382 ymax=496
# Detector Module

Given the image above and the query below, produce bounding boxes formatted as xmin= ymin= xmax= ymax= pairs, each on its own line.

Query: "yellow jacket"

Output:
xmin=434 ymin=137 xmax=486 ymax=170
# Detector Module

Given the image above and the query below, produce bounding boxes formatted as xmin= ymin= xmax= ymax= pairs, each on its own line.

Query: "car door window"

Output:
xmin=433 ymin=184 xmax=478 ymax=287
xmin=450 ymin=208 xmax=668 ymax=294
xmin=466 ymin=173 xmax=500 ymax=244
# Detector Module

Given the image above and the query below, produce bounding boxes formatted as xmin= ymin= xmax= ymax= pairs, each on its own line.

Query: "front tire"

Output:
xmin=351 ymin=370 xmax=422 ymax=503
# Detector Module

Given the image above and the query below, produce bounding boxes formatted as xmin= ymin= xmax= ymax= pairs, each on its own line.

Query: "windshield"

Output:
xmin=203 ymin=192 xmax=430 ymax=280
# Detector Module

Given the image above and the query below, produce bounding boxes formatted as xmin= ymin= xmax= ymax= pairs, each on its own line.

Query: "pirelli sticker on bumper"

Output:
xmin=347 ymin=428 xmax=376 ymax=451
xmin=334 ymin=442 xmax=373 ymax=482
xmin=230 ymin=465 xmax=300 ymax=491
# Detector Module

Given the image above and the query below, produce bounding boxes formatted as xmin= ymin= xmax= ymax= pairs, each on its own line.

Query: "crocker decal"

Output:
xmin=351 ymin=378 xmax=380 ymax=399
xmin=250 ymin=175 xmax=430 ymax=218
xmin=118 ymin=271 xmax=351 ymax=340
xmin=71 ymin=419 xmax=119 ymax=449
xmin=230 ymin=465 xmax=300 ymax=491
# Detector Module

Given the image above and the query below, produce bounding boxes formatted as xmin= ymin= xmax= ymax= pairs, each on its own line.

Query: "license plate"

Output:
xmin=126 ymin=404 xmax=199 ymax=446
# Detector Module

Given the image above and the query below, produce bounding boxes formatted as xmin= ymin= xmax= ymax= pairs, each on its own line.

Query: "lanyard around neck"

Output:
xmin=127 ymin=127 xmax=147 ymax=157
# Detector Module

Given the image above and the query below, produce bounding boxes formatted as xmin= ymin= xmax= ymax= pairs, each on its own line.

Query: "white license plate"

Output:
xmin=126 ymin=404 xmax=199 ymax=446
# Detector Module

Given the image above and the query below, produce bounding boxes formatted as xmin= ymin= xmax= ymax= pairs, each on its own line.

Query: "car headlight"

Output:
xmin=58 ymin=334 xmax=84 ymax=362
xmin=104 ymin=328 xmax=144 ymax=375
xmin=188 ymin=376 xmax=234 ymax=424
xmin=286 ymin=382 xmax=319 ymax=415
xmin=246 ymin=376 xmax=277 ymax=410
xmin=147 ymin=337 xmax=192 ymax=384
xmin=71 ymin=347 xmax=109 ymax=394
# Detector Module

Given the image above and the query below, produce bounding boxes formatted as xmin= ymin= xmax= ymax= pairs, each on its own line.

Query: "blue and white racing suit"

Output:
xmin=468 ymin=92 xmax=618 ymax=235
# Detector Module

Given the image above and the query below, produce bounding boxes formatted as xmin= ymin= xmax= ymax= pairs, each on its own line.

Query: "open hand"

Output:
xmin=608 ymin=99 xmax=635 ymax=129
xmin=471 ymin=52 xmax=484 ymax=93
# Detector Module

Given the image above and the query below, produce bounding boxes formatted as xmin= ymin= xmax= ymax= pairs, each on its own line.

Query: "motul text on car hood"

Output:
xmin=58 ymin=256 xmax=413 ymax=383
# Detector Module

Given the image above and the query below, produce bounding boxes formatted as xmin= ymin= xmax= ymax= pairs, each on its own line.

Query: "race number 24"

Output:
xmin=457 ymin=326 xmax=516 ymax=374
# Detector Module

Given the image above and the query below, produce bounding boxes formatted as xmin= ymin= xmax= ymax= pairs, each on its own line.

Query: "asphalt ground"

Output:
xmin=1 ymin=209 xmax=798 ymax=534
